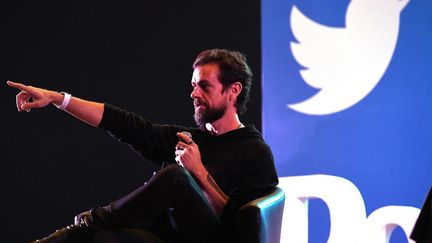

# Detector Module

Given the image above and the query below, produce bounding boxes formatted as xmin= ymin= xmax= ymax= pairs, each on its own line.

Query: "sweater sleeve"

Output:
xmin=98 ymin=103 xmax=187 ymax=164
xmin=220 ymin=142 xmax=279 ymax=231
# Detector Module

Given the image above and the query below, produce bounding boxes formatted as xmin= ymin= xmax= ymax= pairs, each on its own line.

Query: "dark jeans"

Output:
xmin=93 ymin=164 xmax=228 ymax=243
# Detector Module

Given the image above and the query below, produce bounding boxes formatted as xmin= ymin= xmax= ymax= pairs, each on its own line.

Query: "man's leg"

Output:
xmin=33 ymin=165 xmax=224 ymax=243
xmin=106 ymin=164 xmax=222 ymax=242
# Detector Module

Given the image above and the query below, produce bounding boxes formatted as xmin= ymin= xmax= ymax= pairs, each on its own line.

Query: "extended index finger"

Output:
xmin=7 ymin=81 xmax=32 ymax=93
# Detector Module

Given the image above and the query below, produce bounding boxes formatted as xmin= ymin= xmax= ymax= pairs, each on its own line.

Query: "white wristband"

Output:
xmin=56 ymin=92 xmax=72 ymax=110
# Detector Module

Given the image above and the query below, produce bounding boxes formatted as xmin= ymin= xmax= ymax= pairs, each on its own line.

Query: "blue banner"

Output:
xmin=262 ymin=0 xmax=432 ymax=242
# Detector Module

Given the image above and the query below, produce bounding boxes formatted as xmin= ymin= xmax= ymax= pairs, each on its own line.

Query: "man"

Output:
xmin=8 ymin=49 xmax=278 ymax=243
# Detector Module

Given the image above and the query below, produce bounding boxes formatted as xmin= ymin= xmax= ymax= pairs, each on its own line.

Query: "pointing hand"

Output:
xmin=7 ymin=81 xmax=57 ymax=112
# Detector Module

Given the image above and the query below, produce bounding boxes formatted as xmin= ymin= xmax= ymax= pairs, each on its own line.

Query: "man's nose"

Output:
xmin=190 ymin=87 xmax=200 ymax=99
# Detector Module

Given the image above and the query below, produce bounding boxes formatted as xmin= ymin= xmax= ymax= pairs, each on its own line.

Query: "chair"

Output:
xmin=236 ymin=187 xmax=285 ymax=243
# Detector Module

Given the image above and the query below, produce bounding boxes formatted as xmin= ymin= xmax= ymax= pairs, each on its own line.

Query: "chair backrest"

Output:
xmin=235 ymin=187 xmax=285 ymax=243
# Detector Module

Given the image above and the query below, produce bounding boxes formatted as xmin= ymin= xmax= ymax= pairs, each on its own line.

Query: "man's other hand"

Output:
xmin=175 ymin=132 xmax=207 ymax=178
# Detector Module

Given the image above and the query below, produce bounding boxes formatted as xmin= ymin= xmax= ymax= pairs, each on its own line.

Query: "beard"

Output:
xmin=194 ymin=102 xmax=227 ymax=128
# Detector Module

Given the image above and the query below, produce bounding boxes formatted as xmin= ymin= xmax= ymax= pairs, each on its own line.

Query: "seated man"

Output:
xmin=7 ymin=49 xmax=279 ymax=243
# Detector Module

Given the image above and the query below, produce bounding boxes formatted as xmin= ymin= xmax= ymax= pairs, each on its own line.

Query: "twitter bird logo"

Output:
xmin=288 ymin=0 xmax=410 ymax=115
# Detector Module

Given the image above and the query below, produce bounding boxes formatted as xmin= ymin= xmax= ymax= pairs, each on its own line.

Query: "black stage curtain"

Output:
xmin=0 ymin=0 xmax=261 ymax=242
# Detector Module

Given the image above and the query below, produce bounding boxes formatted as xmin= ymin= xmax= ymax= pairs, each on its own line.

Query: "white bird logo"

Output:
xmin=288 ymin=0 xmax=410 ymax=115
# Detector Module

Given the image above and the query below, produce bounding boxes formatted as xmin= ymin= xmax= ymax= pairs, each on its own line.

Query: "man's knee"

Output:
xmin=157 ymin=164 xmax=203 ymax=194
xmin=159 ymin=164 xmax=192 ymax=181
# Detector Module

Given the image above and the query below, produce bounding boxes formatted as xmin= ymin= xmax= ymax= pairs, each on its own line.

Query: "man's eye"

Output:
xmin=201 ymin=86 xmax=210 ymax=92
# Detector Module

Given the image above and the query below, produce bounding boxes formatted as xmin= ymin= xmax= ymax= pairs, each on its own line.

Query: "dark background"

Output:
xmin=0 ymin=1 xmax=261 ymax=242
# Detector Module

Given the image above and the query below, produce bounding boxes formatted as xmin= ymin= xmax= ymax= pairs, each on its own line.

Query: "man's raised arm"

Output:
xmin=7 ymin=81 xmax=104 ymax=127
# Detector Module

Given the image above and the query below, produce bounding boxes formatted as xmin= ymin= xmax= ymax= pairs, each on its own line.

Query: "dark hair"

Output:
xmin=193 ymin=49 xmax=253 ymax=114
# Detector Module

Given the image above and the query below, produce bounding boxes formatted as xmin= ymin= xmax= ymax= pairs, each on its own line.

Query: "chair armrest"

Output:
xmin=236 ymin=187 xmax=285 ymax=243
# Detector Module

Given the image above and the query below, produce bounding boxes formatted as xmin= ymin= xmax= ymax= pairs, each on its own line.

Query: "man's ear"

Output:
xmin=229 ymin=82 xmax=243 ymax=102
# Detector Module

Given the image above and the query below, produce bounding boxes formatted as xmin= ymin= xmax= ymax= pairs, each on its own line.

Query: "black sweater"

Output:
xmin=98 ymin=104 xmax=279 ymax=234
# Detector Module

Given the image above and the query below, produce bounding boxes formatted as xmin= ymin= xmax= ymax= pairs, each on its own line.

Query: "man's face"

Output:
xmin=191 ymin=63 xmax=229 ymax=127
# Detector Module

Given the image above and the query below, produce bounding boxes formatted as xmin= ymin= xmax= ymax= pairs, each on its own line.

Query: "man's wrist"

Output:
xmin=52 ymin=91 xmax=72 ymax=110
xmin=50 ymin=91 xmax=64 ymax=107
xmin=57 ymin=92 xmax=71 ymax=110
xmin=194 ymin=168 xmax=209 ymax=183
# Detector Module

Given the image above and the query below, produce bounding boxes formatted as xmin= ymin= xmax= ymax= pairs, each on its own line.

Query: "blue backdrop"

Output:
xmin=262 ymin=0 xmax=432 ymax=242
